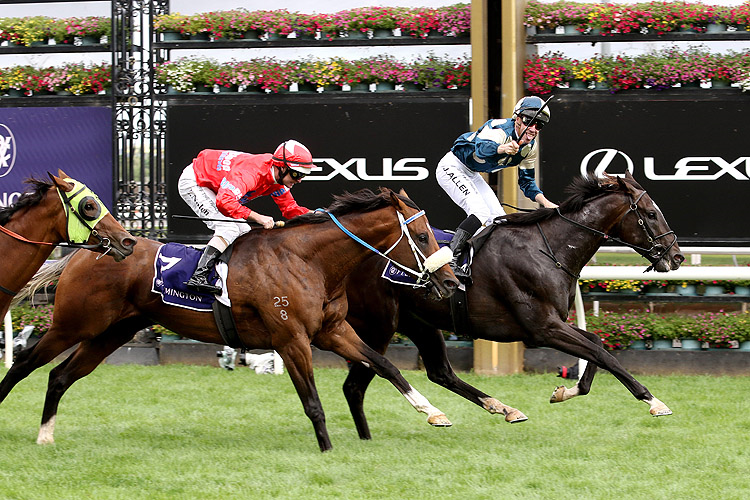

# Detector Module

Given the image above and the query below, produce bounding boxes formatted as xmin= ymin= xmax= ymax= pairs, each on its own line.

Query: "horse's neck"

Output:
xmin=317 ymin=208 xmax=402 ymax=283
xmin=540 ymin=195 xmax=631 ymax=274
xmin=0 ymin=202 xmax=63 ymax=300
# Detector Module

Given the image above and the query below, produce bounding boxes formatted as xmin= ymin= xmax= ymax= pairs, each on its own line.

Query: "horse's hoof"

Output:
xmin=650 ymin=405 xmax=673 ymax=417
xmin=505 ymin=408 xmax=528 ymax=423
xmin=550 ymin=385 xmax=566 ymax=404
xmin=428 ymin=413 xmax=453 ymax=427
xmin=645 ymin=397 xmax=672 ymax=416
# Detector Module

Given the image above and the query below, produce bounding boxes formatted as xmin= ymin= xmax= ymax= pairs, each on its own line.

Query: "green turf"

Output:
xmin=0 ymin=364 xmax=748 ymax=500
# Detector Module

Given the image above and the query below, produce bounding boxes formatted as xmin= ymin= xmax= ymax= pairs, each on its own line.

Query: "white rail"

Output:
xmin=596 ymin=246 xmax=750 ymax=265
xmin=3 ymin=312 xmax=10 ymax=368
xmin=597 ymin=247 xmax=750 ymax=255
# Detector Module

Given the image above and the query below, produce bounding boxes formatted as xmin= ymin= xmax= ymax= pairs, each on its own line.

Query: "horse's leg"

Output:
xmin=405 ymin=319 xmax=527 ymax=423
xmin=0 ymin=326 xmax=84 ymax=406
xmin=343 ymin=360 xmax=379 ymax=440
xmin=549 ymin=325 xmax=600 ymax=403
xmin=542 ymin=321 xmax=671 ymax=416
xmin=316 ymin=321 xmax=452 ymax=429
xmin=274 ymin=340 xmax=332 ymax=452
xmin=37 ymin=320 xmax=144 ymax=445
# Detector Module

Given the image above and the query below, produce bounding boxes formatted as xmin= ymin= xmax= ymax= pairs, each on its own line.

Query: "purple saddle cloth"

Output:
xmin=151 ymin=242 xmax=219 ymax=311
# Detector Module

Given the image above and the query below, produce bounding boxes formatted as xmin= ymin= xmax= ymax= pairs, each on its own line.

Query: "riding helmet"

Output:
xmin=513 ymin=96 xmax=551 ymax=124
xmin=271 ymin=140 xmax=314 ymax=174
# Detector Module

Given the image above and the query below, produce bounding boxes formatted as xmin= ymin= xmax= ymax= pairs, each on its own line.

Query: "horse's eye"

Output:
xmin=418 ymin=233 xmax=429 ymax=244
xmin=648 ymin=211 xmax=657 ymax=220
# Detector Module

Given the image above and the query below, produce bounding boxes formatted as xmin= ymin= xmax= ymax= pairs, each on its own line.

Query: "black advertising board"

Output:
xmin=539 ymin=92 xmax=750 ymax=246
xmin=165 ymin=95 xmax=469 ymax=242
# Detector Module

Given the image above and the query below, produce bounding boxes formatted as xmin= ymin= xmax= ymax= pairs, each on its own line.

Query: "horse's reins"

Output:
xmin=317 ymin=208 xmax=451 ymax=285
xmin=523 ymin=190 xmax=677 ymax=276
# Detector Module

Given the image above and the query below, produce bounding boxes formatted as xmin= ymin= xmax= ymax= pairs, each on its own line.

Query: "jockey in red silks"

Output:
xmin=178 ymin=140 xmax=313 ymax=294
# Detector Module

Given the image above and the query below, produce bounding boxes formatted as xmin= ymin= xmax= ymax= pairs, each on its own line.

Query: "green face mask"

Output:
xmin=57 ymin=178 xmax=110 ymax=244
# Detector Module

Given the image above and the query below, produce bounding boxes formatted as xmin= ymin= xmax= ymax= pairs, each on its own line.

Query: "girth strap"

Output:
xmin=210 ymin=245 xmax=246 ymax=349
xmin=449 ymin=287 xmax=471 ymax=339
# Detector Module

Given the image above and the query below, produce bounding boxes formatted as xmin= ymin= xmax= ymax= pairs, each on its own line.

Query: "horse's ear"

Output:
xmin=389 ymin=189 xmax=406 ymax=210
xmin=57 ymin=168 xmax=70 ymax=179
xmin=48 ymin=171 xmax=74 ymax=192
xmin=398 ymin=188 xmax=409 ymax=199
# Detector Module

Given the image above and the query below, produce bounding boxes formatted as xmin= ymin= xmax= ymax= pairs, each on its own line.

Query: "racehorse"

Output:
xmin=0 ymin=169 xmax=136 ymax=320
xmin=1 ymin=188 xmax=457 ymax=452
xmin=343 ymin=173 xmax=684 ymax=440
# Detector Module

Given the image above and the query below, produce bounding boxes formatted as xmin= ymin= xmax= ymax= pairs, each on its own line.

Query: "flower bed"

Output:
xmin=0 ymin=15 xmax=110 ymax=46
xmin=524 ymin=47 xmax=750 ymax=93
xmin=152 ymin=4 xmax=470 ymax=40
xmin=569 ymin=308 xmax=750 ymax=350
xmin=524 ymin=0 xmax=743 ymax=34
xmin=579 ymin=278 xmax=750 ymax=295
xmin=0 ymin=62 xmax=110 ymax=95
xmin=11 ymin=303 xmax=53 ymax=336
xmin=154 ymin=54 xmax=470 ymax=93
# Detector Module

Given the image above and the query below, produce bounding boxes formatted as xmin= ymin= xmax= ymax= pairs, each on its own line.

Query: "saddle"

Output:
xmin=450 ymin=223 xmax=499 ymax=285
xmin=448 ymin=223 xmax=501 ymax=337
xmin=150 ymin=242 xmax=242 ymax=348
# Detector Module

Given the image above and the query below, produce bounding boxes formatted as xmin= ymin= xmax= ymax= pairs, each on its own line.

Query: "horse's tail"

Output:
xmin=11 ymin=250 xmax=79 ymax=307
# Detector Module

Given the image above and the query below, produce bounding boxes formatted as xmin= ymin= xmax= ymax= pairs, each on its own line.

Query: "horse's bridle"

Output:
xmin=0 ymin=179 xmax=123 ymax=257
xmin=318 ymin=208 xmax=451 ymax=285
xmin=543 ymin=189 xmax=678 ymax=274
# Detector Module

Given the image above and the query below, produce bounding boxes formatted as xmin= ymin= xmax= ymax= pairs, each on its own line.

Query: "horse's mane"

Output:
xmin=499 ymin=174 xmax=636 ymax=226
xmin=283 ymin=188 xmax=417 ymax=228
xmin=0 ymin=178 xmax=53 ymax=225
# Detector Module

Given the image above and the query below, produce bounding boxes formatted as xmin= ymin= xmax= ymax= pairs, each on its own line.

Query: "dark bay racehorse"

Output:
xmin=0 ymin=170 xmax=135 ymax=320
xmin=1 ymin=189 xmax=457 ymax=452
xmin=344 ymin=173 xmax=684 ymax=440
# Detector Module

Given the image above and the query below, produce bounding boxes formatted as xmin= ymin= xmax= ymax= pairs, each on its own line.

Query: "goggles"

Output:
xmin=519 ymin=114 xmax=546 ymax=130
xmin=288 ymin=169 xmax=306 ymax=180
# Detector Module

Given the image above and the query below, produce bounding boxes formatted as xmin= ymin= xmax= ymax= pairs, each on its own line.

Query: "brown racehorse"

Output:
xmin=0 ymin=169 xmax=136 ymax=321
xmin=1 ymin=188 xmax=457 ymax=452
xmin=343 ymin=173 xmax=685 ymax=440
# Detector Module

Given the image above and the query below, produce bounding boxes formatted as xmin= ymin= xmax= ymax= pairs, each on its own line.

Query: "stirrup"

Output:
xmin=186 ymin=276 xmax=222 ymax=295
xmin=451 ymin=262 xmax=472 ymax=285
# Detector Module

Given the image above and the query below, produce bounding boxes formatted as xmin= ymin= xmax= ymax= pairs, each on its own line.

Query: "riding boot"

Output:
xmin=448 ymin=228 xmax=472 ymax=281
xmin=186 ymin=245 xmax=223 ymax=295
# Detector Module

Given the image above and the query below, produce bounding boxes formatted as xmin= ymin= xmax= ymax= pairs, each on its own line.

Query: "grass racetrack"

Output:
xmin=0 ymin=364 xmax=749 ymax=500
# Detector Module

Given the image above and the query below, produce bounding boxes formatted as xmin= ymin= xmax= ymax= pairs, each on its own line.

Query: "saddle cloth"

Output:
xmin=151 ymin=242 xmax=221 ymax=311
xmin=380 ymin=226 xmax=463 ymax=286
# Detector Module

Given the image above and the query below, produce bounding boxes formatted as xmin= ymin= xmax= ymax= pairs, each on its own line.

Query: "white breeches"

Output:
xmin=435 ymin=151 xmax=505 ymax=229
xmin=177 ymin=165 xmax=252 ymax=248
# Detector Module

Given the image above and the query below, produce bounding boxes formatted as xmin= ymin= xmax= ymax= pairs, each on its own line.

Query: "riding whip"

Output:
xmin=171 ymin=214 xmax=285 ymax=228
xmin=516 ymin=94 xmax=554 ymax=146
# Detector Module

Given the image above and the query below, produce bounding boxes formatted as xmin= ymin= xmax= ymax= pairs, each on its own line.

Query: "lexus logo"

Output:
xmin=580 ymin=148 xmax=750 ymax=180
xmin=580 ymin=148 xmax=633 ymax=178
xmin=0 ymin=123 xmax=17 ymax=178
